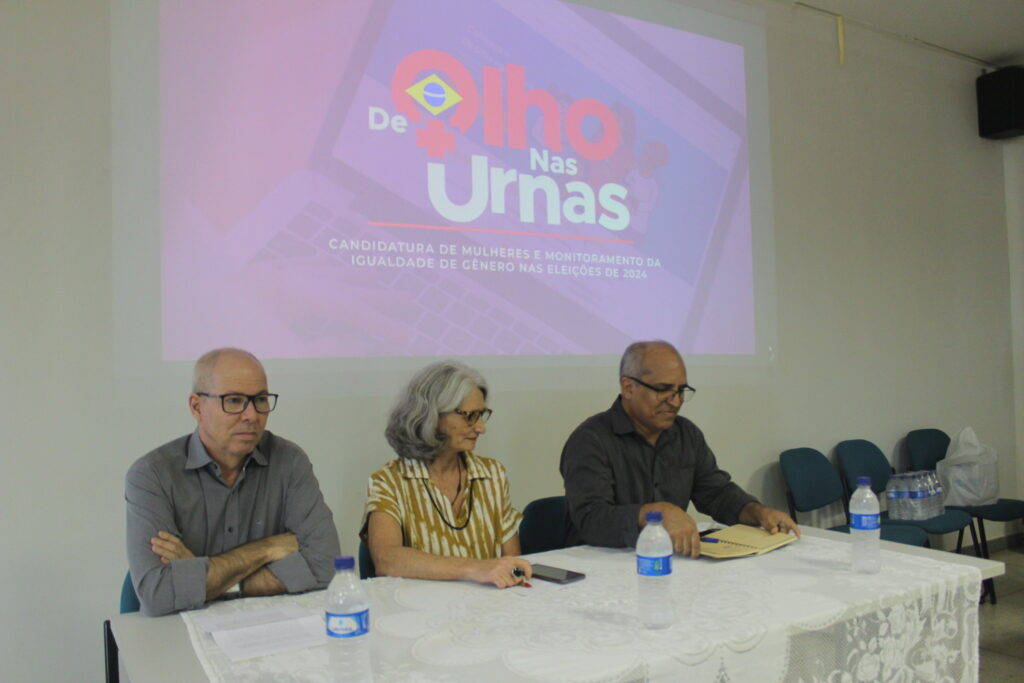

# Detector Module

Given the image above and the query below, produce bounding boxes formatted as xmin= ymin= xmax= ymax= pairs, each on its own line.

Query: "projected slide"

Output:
xmin=161 ymin=0 xmax=755 ymax=360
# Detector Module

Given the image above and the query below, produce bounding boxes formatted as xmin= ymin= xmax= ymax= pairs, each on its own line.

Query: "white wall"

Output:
xmin=1 ymin=1 xmax=1020 ymax=680
xmin=1006 ymin=137 xmax=1024 ymax=503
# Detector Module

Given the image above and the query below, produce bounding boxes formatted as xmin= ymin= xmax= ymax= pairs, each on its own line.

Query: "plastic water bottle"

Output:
xmin=636 ymin=511 xmax=675 ymax=629
xmin=849 ymin=477 xmax=881 ymax=574
xmin=326 ymin=556 xmax=373 ymax=682
xmin=908 ymin=472 xmax=927 ymax=520
xmin=921 ymin=472 xmax=937 ymax=519
xmin=896 ymin=473 xmax=907 ymax=520
xmin=929 ymin=471 xmax=946 ymax=517
xmin=890 ymin=474 xmax=908 ymax=520
xmin=917 ymin=472 xmax=933 ymax=519
xmin=885 ymin=477 xmax=900 ymax=520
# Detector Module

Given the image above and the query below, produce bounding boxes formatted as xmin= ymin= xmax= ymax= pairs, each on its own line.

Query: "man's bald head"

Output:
xmin=192 ymin=348 xmax=265 ymax=394
xmin=619 ymin=340 xmax=684 ymax=380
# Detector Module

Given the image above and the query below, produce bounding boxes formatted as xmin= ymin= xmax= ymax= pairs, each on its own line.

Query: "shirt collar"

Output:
xmin=609 ymin=395 xmax=681 ymax=446
xmin=609 ymin=396 xmax=638 ymax=436
xmin=398 ymin=452 xmax=489 ymax=480
xmin=185 ymin=429 xmax=267 ymax=471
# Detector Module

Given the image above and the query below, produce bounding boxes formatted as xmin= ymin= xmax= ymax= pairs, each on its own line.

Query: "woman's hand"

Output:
xmin=468 ymin=556 xmax=533 ymax=588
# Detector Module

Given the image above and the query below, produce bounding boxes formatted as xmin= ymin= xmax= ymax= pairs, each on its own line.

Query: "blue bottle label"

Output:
xmin=326 ymin=609 xmax=370 ymax=638
xmin=637 ymin=555 xmax=671 ymax=576
xmin=909 ymin=490 xmax=927 ymax=499
xmin=851 ymin=513 xmax=880 ymax=530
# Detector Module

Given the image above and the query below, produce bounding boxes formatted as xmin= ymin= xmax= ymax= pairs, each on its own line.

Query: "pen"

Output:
xmin=702 ymin=538 xmax=721 ymax=543
xmin=512 ymin=567 xmax=531 ymax=587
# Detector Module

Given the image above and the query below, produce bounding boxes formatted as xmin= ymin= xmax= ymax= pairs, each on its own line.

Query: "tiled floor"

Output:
xmin=979 ymin=546 xmax=1024 ymax=682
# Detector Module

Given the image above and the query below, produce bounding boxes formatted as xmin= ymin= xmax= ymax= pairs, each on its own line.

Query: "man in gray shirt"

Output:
xmin=560 ymin=341 xmax=798 ymax=557
xmin=126 ymin=348 xmax=340 ymax=616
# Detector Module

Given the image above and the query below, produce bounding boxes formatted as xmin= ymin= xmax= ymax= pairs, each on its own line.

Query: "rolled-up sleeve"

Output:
xmin=561 ymin=427 xmax=641 ymax=548
xmin=268 ymin=447 xmax=340 ymax=593
xmin=125 ymin=461 xmax=209 ymax=617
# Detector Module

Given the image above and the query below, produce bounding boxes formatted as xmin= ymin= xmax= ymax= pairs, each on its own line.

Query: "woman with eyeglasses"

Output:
xmin=360 ymin=360 xmax=531 ymax=587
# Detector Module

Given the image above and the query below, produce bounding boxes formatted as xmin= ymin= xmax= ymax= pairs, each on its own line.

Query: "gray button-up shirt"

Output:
xmin=126 ymin=430 xmax=340 ymax=616
xmin=560 ymin=398 xmax=757 ymax=547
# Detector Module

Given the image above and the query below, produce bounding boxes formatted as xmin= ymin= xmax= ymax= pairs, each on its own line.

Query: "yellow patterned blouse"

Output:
xmin=360 ymin=452 xmax=523 ymax=559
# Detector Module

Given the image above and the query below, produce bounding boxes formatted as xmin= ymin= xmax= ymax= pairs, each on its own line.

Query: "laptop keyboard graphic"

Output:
xmin=251 ymin=200 xmax=564 ymax=356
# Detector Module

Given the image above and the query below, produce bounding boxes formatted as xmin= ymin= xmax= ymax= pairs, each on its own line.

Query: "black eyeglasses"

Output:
xmin=452 ymin=408 xmax=493 ymax=425
xmin=626 ymin=376 xmax=696 ymax=403
xmin=196 ymin=392 xmax=279 ymax=414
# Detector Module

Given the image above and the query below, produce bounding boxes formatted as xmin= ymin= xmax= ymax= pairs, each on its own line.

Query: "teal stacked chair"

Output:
xmin=835 ymin=439 xmax=975 ymax=556
xmin=519 ymin=495 xmax=570 ymax=554
xmin=120 ymin=571 xmax=140 ymax=613
xmin=778 ymin=447 xmax=927 ymax=546
xmin=907 ymin=427 xmax=1024 ymax=603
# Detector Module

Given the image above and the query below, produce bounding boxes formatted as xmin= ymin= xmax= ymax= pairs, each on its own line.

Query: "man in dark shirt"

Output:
xmin=560 ymin=340 xmax=798 ymax=556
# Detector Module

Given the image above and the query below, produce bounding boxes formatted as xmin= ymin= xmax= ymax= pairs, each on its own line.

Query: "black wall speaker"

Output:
xmin=977 ymin=66 xmax=1024 ymax=140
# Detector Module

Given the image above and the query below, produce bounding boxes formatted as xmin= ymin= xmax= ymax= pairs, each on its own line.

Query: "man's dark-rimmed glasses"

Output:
xmin=626 ymin=376 xmax=696 ymax=403
xmin=196 ymin=392 xmax=279 ymax=414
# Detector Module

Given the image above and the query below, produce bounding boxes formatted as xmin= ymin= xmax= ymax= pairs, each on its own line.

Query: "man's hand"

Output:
xmin=740 ymin=502 xmax=801 ymax=537
xmin=150 ymin=531 xmax=195 ymax=565
xmin=640 ymin=503 xmax=702 ymax=558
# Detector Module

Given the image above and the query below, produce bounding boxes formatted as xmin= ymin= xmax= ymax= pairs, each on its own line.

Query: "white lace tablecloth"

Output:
xmin=181 ymin=536 xmax=980 ymax=682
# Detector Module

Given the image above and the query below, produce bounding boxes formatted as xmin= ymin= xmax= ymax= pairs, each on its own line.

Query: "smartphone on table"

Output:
xmin=530 ymin=563 xmax=586 ymax=584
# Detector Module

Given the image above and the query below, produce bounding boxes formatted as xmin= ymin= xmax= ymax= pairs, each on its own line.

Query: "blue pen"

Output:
xmin=702 ymin=538 xmax=721 ymax=543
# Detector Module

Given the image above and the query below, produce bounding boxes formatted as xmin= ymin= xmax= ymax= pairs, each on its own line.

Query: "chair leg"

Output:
xmin=955 ymin=528 xmax=964 ymax=554
xmin=103 ymin=619 xmax=120 ymax=683
xmin=967 ymin=521 xmax=981 ymax=557
xmin=975 ymin=519 xmax=997 ymax=605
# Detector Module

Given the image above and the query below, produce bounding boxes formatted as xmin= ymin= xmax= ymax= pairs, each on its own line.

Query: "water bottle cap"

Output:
xmin=334 ymin=556 xmax=355 ymax=571
xmin=856 ymin=476 xmax=871 ymax=487
xmin=645 ymin=511 xmax=663 ymax=523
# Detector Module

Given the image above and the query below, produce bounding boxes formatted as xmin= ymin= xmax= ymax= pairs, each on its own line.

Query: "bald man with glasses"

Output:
xmin=560 ymin=341 xmax=798 ymax=557
xmin=125 ymin=348 xmax=339 ymax=616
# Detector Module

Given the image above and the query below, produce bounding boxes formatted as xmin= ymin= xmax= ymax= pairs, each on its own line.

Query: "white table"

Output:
xmin=108 ymin=527 xmax=1003 ymax=682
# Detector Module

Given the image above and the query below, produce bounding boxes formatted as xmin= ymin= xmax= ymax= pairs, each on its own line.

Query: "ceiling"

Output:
xmin=781 ymin=0 xmax=1024 ymax=68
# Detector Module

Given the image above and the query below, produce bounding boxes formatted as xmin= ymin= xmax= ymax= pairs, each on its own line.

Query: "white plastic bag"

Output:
xmin=937 ymin=427 xmax=999 ymax=506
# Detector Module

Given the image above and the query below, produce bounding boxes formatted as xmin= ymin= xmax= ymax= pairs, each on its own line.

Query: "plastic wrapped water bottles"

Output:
xmin=636 ymin=511 xmax=675 ymax=629
xmin=891 ymin=471 xmax=944 ymax=520
xmin=849 ymin=477 xmax=881 ymax=574
xmin=326 ymin=556 xmax=373 ymax=682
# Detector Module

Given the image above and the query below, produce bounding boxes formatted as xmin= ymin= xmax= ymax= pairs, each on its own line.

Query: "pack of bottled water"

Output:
xmin=885 ymin=471 xmax=944 ymax=520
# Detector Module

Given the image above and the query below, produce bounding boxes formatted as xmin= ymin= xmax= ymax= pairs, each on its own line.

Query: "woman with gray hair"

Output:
xmin=360 ymin=361 xmax=531 ymax=587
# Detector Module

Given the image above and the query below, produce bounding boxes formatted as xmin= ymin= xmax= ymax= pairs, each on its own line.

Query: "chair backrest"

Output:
xmin=835 ymin=439 xmax=892 ymax=496
xmin=519 ymin=496 xmax=568 ymax=555
xmin=358 ymin=540 xmax=376 ymax=579
xmin=120 ymin=571 xmax=140 ymax=614
xmin=778 ymin=448 xmax=845 ymax=517
xmin=905 ymin=428 xmax=950 ymax=471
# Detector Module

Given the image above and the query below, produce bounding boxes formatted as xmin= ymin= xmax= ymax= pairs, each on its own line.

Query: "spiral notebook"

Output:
xmin=699 ymin=525 xmax=798 ymax=559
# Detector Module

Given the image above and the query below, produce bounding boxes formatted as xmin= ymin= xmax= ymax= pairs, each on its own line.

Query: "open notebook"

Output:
xmin=699 ymin=525 xmax=798 ymax=559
